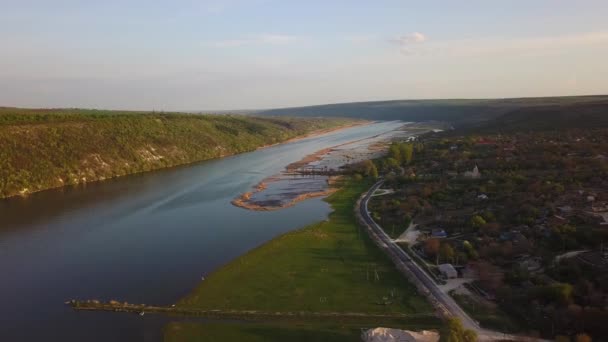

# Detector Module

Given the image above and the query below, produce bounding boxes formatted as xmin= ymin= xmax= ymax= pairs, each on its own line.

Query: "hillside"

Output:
xmin=254 ymin=95 xmax=608 ymax=127
xmin=466 ymin=100 xmax=608 ymax=133
xmin=0 ymin=108 xmax=355 ymax=199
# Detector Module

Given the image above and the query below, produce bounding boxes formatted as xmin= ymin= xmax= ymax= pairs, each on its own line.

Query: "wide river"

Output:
xmin=0 ymin=121 xmax=402 ymax=341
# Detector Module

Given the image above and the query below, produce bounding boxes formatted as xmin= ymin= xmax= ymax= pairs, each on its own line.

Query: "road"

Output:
xmin=360 ymin=181 xmax=525 ymax=341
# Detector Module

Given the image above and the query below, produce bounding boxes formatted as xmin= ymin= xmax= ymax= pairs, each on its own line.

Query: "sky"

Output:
xmin=1 ymin=0 xmax=607 ymax=111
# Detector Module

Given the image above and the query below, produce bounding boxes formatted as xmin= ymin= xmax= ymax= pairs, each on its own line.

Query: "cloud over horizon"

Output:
xmin=389 ymin=32 xmax=427 ymax=55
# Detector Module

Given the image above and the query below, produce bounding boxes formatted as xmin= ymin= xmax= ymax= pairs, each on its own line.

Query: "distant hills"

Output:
xmin=254 ymin=95 xmax=608 ymax=130
xmin=0 ymin=108 xmax=354 ymax=199
xmin=467 ymin=99 xmax=608 ymax=133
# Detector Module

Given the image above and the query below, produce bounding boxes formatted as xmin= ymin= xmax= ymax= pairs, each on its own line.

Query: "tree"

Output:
xmin=470 ymin=215 xmax=487 ymax=229
xmin=424 ymin=238 xmax=440 ymax=259
xmin=445 ymin=318 xmax=477 ymax=342
xmin=399 ymin=143 xmax=414 ymax=165
xmin=575 ymin=333 xmax=592 ymax=342
xmin=359 ymin=160 xmax=378 ymax=179
xmin=475 ymin=261 xmax=504 ymax=292
xmin=388 ymin=144 xmax=402 ymax=163
xmin=385 ymin=157 xmax=400 ymax=169
xmin=463 ymin=241 xmax=478 ymax=260
xmin=440 ymin=243 xmax=455 ymax=263
xmin=369 ymin=163 xmax=379 ymax=179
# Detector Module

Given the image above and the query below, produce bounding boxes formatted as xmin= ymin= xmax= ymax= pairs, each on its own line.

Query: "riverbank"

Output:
xmin=231 ymin=176 xmax=341 ymax=211
xmin=255 ymin=120 xmax=371 ymax=151
xmin=172 ymin=178 xmax=439 ymax=337
xmin=0 ymin=107 xmax=359 ymax=199
xmin=231 ymin=122 xmax=415 ymax=212
xmin=2 ymin=122 xmax=412 ymax=342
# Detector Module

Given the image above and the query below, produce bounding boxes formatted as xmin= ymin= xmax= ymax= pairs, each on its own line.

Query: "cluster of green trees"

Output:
xmin=444 ymin=318 xmax=477 ymax=342
xmin=384 ymin=142 xmax=415 ymax=169
xmin=0 ymin=107 xmax=355 ymax=198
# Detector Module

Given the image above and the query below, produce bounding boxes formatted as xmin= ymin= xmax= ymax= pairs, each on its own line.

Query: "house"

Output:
xmin=477 ymin=138 xmax=496 ymax=145
xmin=438 ymin=263 xmax=458 ymax=279
xmin=557 ymin=206 xmax=573 ymax=216
xmin=591 ymin=203 xmax=608 ymax=212
xmin=464 ymin=165 xmax=481 ymax=179
xmin=499 ymin=231 xmax=514 ymax=241
xmin=520 ymin=257 xmax=542 ymax=272
xmin=431 ymin=229 xmax=448 ymax=238
xmin=547 ymin=215 xmax=568 ymax=228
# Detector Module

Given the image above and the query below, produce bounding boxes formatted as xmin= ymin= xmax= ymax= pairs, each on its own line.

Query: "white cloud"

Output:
xmin=212 ymin=34 xmax=297 ymax=47
xmin=389 ymin=32 xmax=427 ymax=55
xmin=390 ymin=32 xmax=427 ymax=46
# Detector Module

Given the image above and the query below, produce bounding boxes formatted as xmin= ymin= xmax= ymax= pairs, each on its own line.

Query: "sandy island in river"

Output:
xmin=233 ymin=133 xmax=389 ymax=211
xmin=233 ymin=121 xmax=427 ymax=212
xmin=231 ymin=176 xmax=341 ymax=211
xmin=232 ymin=122 xmax=374 ymax=211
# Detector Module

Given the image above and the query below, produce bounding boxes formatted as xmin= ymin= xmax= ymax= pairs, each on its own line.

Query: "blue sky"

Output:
xmin=1 ymin=0 xmax=607 ymax=110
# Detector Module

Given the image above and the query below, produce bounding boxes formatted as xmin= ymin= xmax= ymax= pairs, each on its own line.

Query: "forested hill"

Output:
xmin=464 ymin=99 xmax=608 ymax=133
xmin=254 ymin=95 xmax=608 ymax=127
xmin=0 ymin=108 xmax=355 ymax=199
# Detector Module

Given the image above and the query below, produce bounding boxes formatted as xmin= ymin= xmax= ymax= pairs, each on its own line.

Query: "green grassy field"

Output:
xmin=177 ymin=179 xmax=433 ymax=314
xmin=164 ymin=321 xmax=362 ymax=342
xmin=167 ymin=179 xmax=439 ymax=340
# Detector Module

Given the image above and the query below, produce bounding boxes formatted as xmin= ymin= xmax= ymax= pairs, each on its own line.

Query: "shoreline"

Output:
xmin=232 ymin=124 xmax=387 ymax=212
xmin=1 ymin=120 xmax=366 ymax=201
xmin=231 ymin=176 xmax=341 ymax=211
xmin=255 ymin=120 xmax=372 ymax=151
xmin=175 ymin=178 xmax=436 ymax=321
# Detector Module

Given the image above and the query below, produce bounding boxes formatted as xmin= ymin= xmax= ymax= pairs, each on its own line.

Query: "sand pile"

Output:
xmin=361 ymin=328 xmax=439 ymax=342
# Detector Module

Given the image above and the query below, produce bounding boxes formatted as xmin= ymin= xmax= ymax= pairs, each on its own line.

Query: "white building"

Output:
xmin=464 ymin=165 xmax=481 ymax=179
xmin=438 ymin=263 xmax=458 ymax=279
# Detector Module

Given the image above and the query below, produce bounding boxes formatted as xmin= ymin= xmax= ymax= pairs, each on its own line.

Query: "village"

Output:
xmin=366 ymin=129 xmax=608 ymax=339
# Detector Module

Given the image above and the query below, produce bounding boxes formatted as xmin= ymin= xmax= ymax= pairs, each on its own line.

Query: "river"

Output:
xmin=0 ymin=121 xmax=403 ymax=341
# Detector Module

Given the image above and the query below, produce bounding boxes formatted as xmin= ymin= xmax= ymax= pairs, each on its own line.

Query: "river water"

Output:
xmin=0 ymin=121 xmax=403 ymax=341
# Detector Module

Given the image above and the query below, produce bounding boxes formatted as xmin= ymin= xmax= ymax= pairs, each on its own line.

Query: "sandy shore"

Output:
xmin=231 ymin=123 xmax=372 ymax=212
xmin=231 ymin=185 xmax=338 ymax=211
xmin=285 ymin=147 xmax=334 ymax=172
xmin=233 ymin=121 xmax=410 ymax=212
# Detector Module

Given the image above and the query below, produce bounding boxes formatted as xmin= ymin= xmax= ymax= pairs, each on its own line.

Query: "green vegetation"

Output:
xmin=0 ymin=107 xmax=355 ymax=198
xmin=369 ymin=127 xmax=608 ymax=339
xmin=178 ymin=179 xmax=433 ymax=315
xmin=255 ymin=95 xmax=608 ymax=128
xmin=164 ymin=321 xmax=361 ymax=342
xmin=450 ymin=292 xmax=521 ymax=333
xmin=468 ymin=100 xmax=608 ymax=133
xmin=388 ymin=142 xmax=414 ymax=165
xmin=443 ymin=318 xmax=477 ymax=342
xmin=170 ymin=179 xmax=440 ymax=340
